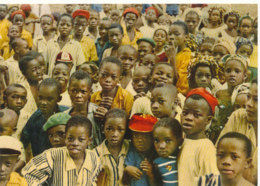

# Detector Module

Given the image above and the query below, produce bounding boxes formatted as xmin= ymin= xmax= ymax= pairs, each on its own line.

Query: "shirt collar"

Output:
xmin=101 ymin=139 xmax=129 ymax=156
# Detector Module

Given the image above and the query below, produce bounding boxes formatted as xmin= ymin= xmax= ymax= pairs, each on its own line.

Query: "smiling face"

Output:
xmin=224 ymin=60 xmax=246 ymax=88
xmin=246 ymin=82 xmax=257 ymax=124
xmin=52 ymin=63 xmax=70 ymax=92
xmin=151 ymin=64 xmax=174 ymax=86
xmin=58 ymin=16 xmax=73 ymax=37
xmin=153 ymin=29 xmax=167 ymax=47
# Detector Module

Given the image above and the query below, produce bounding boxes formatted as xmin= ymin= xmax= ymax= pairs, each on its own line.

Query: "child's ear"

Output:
xmin=87 ymin=137 xmax=92 ymax=147
xmin=243 ymin=71 xmax=248 ymax=82
xmin=245 ymin=157 xmax=252 ymax=169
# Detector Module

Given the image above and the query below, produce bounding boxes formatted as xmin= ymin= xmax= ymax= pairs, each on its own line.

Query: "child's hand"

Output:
xmin=94 ymin=106 xmax=108 ymax=121
xmin=164 ymin=44 xmax=176 ymax=60
xmin=125 ymin=166 xmax=143 ymax=180
xmin=140 ymin=159 xmax=154 ymax=178
xmin=100 ymin=97 xmax=113 ymax=109
xmin=134 ymin=92 xmax=146 ymax=100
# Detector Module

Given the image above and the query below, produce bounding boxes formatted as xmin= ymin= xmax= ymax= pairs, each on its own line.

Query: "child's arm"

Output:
xmin=140 ymin=159 xmax=156 ymax=186
xmin=94 ymin=106 xmax=108 ymax=121
xmin=122 ymin=166 xmax=143 ymax=184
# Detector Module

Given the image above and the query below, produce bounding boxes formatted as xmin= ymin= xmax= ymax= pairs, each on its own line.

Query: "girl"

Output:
xmin=199 ymin=37 xmax=216 ymax=56
xmin=231 ymin=83 xmax=250 ymax=111
xmin=199 ymin=132 xmax=254 ymax=186
xmin=220 ymin=11 xmax=240 ymax=42
xmin=22 ymin=115 xmax=102 ymax=185
xmin=184 ymin=9 xmax=201 ymax=35
xmin=238 ymin=15 xmax=254 ymax=39
xmin=153 ymin=27 xmax=168 ymax=62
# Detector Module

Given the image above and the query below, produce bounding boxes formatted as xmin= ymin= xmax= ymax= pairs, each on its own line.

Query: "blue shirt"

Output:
xmin=166 ymin=4 xmax=179 ymax=16
xmin=95 ymin=39 xmax=112 ymax=65
xmin=21 ymin=105 xmax=69 ymax=156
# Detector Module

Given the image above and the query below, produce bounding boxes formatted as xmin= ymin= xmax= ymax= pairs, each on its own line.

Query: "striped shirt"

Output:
xmin=22 ymin=147 xmax=102 ymax=186
xmin=198 ymin=174 xmax=221 ymax=186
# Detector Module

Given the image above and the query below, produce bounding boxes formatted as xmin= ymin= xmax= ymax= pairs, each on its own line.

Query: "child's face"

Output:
xmin=103 ymin=4 xmax=112 ymax=12
xmin=138 ymin=41 xmax=153 ymax=61
xmin=25 ymin=59 xmax=43 ymax=83
xmin=110 ymin=10 xmax=120 ymax=24
xmin=209 ymin=9 xmax=220 ymax=23
xmin=64 ymin=4 xmax=74 ymax=14
xmin=151 ymin=64 xmax=174 ymax=86
xmin=224 ymin=60 xmax=246 ymax=87
xmin=195 ymin=66 xmax=212 ymax=88
xmin=153 ymin=126 xmax=179 ymax=158
xmin=200 ymin=43 xmax=213 ymax=56
xmin=233 ymin=93 xmax=247 ymax=111
xmin=240 ymin=19 xmax=253 ymax=38
xmin=73 ymin=16 xmax=88 ymax=37
xmin=0 ymin=155 xmax=18 ymax=182
xmin=132 ymin=131 xmax=153 ymax=153
xmin=65 ymin=126 xmax=90 ymax=159
xmin=246 ymin=83 xmax=258 ymax=123
xmin=52 ymin=63 xmax=70 ymax=90
xmin=47 ymin=125 xmax=66 ymax=148
xmin=0 ymin=124 xmax=14 ymax=136
xmin=181 ymin=98 xmax=211 ymax=138
xmin=104 ymin=117 xmax=126 ymax=147
xmin=68 ymin=78 xmax=91 ymax=107
xmin=78 ymin=64 xmax=99 ymax=83
xmin=6 ymin=87 xmax=27 ymax=113
xmin=37 ymin=85 xmax=60 ymax=117
xmin=236 ymin=45 xmax=252 ymax=58
xmin=151 ymin=87 xmax=176 ymax=118
xmin=213 ymin=46 xmax=229 ymax=61
xmin=0 ymin=5 xmax=7 ymax=20
xmin=158 ymin=16 xmax=170 ymax=26
xmin=217 ymin=138 xmax=250 ymax=180
xmin=99 ymin=20 xmax=111 ymax=40
xmin=89 ymin=12 xmax=99 ymax=28
xmin=140 ymin=54 xmax=156 ymax=69
xmin=185 ymin=14 xmax=199 ymax=33
xmin=132 ymin=69 xmax=150 ymax=93
xmin=153 ymin=29 xmax=167 ymax=47
xmin=124 ymin=13 xmax=137 ymax=29
xmin=118 ymin=49 xmax=136 ymax=72
xmin=99 ymin=62 xmax=120 ymax=92
xmin=145 ymin=9 xmax=157 ymax=22
xmin=226 ymin=15 xmax=238 ymax=30
xmin=8 ymin=25 xmax=21 ymax=39
xmin=79 ymin=4 xmax=90 ymax=11
xmin=108 ymin=28 xmax=123 ymax=47
xmin=37 ymin=56 xmax=46 ymax=73
xmin=58 ymin=16 xmax=72 ymax=37
xmin=168 ymin=25 xmax=186 ymax=48
xmin=15 ymin=39 xmax=29 ymax=56
xmin=41 ymin=16 xmax=53 ymax=34
xmin=12 ymin=14 xmax=24 ymax=27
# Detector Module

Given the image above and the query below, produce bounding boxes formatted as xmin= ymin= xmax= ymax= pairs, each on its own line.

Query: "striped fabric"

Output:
xmin=198 ymin=174 xmax=221 ymax=186
xmin=21 ymin=147 xmax=102 ymax=186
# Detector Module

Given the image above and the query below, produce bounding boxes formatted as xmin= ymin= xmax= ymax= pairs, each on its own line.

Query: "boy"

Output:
xmin=0 ymin=4 xmax=11 ymax=43
xmin=94 ymin=108 xmax=129 ymax=186
xmin=72 ymin=9 xmax=99 ymax=62
xmin=139 ymin=53 xmax=158 ymax=70
xmin=43 ymin=112 xmax=71 ymax=148
xmin=91 ymin=56 xmax=134 ymax=120
xmin=181 ymin=88 xmax=218 ymax=139
xmin=21 ymin=78 xmax=68 ymax=157
xmin=123 ymin=113 xmax=157 ymax=186
xmin=0 ymin=108 xmax=18 ymax=136
xmin=0 ymin=136 xmax=27 ymax=186
xmin=84 ymin=10 xmax=100 ymax=40
xmin=136 ymin=38 xmax=155 ymax=65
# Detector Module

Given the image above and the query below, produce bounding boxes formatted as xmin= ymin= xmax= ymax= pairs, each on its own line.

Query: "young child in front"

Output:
xmin=91 ymin=56 xmax=134 ymax=120
xmin=199 ymin=132 xmax=254 ymax=186
xmin=153 ymin=27 xmax=168 ymax=62
xmin=42 ymin=112 xmax=71 ymax=148
xmin=94 ymin=108 xmax=129 ymax=186
xmin=22 ymin=115 xmax=102 ymax=185
xmin=181 ymin=88 xmax=218 ymax=140
xmin=123 ymin=113 xmax=158 ymax=186
xmin=0 ymin=136 xmax=27 ymax=186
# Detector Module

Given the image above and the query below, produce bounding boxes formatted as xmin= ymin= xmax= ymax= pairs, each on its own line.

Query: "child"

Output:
xmin=11 ymin=10 xmax=33 ymax=48
xmin=181 ymin=88 xmax=218 ymax=139
xmin=231 ymin=83 xmax=250 ymax=111
xmin=238 ymin=15 xmax=254 ymax=39
xmin=0 ymin=108 xmax=18 ymax=136
xmin=118 ymin=45 xmax=137 ymax=89
xmin=235 ymin=37 xmax=253 ymax=59
xmin=0 ymin=136 xmax=27 ymax=186
xmin=72 ymin=9 xmax=99 ymax=62
xmin=44 ymin=13 xmax=85 ymax=76
xmin=199 ymin=132 xmax=254 ymax=186
xmin=109 ymin=9 xmax=121 ymax=24
xmin=94 ymin=108 xmax=129 ymax=186
xmin=136 ymin=37 xmax=156 ymax=65
xmin=84 ymin=10 xmax=100 ymax=40
xmin=66 ymin=70 xmax=101 ymax=148
xmin=25 ymin=50 xmax=48 ymax=76
xmin=33 ymin=14 xmax=55 ymax=54
xmin=139 ymin=54 xmax=158 ymax=70
xmin=100 ymin=4 xmax=112 ymax=19
xmin=0 ymin=4 xmax=11 ymax=43
xmin=153 ymin=118 xmax=183 ymax=185
xmin=220 ymin=11 xmax=240 ymax=42
xmin=123 ymin=113 xmax=158 ymax=186
xmin=42 ymin=112 xmax=71 ymax=148
xmin=157 ymin=14 xmax=171 ymax=27
xmin=22 ymin=115 xmax=102 ymax=185
xmin=153 ymin=27 xmax=168 ymax=62
xmin=199 ymin=37 xmax=215 ymax=56
xmin=21 ymin=78 xmax=68 ymax=157
xmin=91 ymin=57 xmax=134 ymax=120
xmin=184 ymin=9 xmax=200 ymax=35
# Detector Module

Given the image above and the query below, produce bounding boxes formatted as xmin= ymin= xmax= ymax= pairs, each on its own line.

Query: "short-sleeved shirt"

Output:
xmin=76 ymin=35 xmax=99 ymax=62
xmin=121 ymin=25 xmax=143 ymax=50
xmin=95 ymin=39 xmax=112 ymax=64
xmin=33 ymin=35 xmax=49 ymax=54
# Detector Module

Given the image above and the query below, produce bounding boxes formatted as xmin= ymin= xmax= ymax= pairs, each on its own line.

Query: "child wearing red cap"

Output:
xmin=123 ymin=114 xmax=157 ymax=186
xmin=20 ymin=4 xmax=38 ymax=37
xmin=84 ymin=10 xmax=100 ymax=40
xmin=181 ymin=88 xmax=218 ymax=140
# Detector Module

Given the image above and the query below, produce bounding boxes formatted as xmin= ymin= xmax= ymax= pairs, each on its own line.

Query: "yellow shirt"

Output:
xmin=176 ymin=48 xmax=192 ymax=95
xmin=102 ymin=47 xmax=113 ymax=60
xmin=249 ymin=44 xmax=258 ymax=68
xmin=77 ymin=35 xmax=99 ymax=62
xmin=122 ymin=25 xmax=143 ymax=50
xmin=7 ymin=172 xmax=28 ymax=186
xmin=94 ymin=139 xmax=130 ymax=186
xmin=0 ymin=19 xmax=11 ymax=43
xmin=178 ymin=139 xmax=219 ymax=186
xmin=90 ymin=86 xmax=134 ymax=116
xmin=0 ymin=41 xmax=15 ymax=60
xmin=21 ymin=29 xmax=33 ymax=48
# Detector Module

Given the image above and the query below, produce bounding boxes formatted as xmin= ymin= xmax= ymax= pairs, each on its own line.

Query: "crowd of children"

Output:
xmin=0 ymin=3 xmax=258 ymax=186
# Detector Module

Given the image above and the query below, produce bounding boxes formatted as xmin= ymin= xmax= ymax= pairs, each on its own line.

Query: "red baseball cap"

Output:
xmin=123 ymin=7 xmax=139 ymax=18
xmin=55 ymin=51 xmax=73 ymax=63
xmin=72 ymin=9 xmax=90 ymax=20
xmin=129 ymin=114 xmax=158 ymax=132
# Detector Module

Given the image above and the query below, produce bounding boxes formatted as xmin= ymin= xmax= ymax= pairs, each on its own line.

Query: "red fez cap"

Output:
xmin=72 ymin=9 xmax=90 ymax=20
xmin=186 ymin=88 xmax=219 ymax=115
xmin=20 ymin=4 xmax=31 ymax=12
xmin=145 ymin=6 xmax=159 ymax=17
xmin=11 ymin=10 xmax=26 ymax=20
xmin=55 ymin=51 xmax=73 ymax=63
xmin=129 ymin=114 xmax=158 ymax=132
xmin=123 ymin=8 xmax=139 ymax=18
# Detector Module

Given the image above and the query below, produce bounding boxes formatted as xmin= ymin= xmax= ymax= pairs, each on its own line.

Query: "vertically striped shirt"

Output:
xmin=21 ymin=147 xmax=102 ymax=186
xmin=198 ymin=174 xmax=221 ymax=186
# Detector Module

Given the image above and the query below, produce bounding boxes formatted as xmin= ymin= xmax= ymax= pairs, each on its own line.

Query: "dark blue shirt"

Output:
xmin=95 ymin=39 xmax=112 ymax=65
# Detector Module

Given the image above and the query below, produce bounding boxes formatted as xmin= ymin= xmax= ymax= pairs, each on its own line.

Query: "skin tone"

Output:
xmin=200 ymin=42 xmax=213 ymax=56
xmin=239 ymin=19 xmax=253 ymax=39
xmin=110 ymin=9 xmax=121 ymax=24
xmin=37 ymin=85 xmax=61 ymax=119
xmin=104 ymin=117 xmax=126 ymax=160
xmin=103 ymin=4 xmax=112 ymax=15
xmin=124 ymin=13 xmax=137 ymax=41
xmin=209 ymin=9 xmax=221 ymax=28
xmin=153 ymin=29 xmax=167 ymax=54
xmin=151 ymin=64 xmax=174 ymax=86
xmin=213 ymin=45 xmax=229 ymax=61
xmin=8 ymin=25 xmax=21 ymax=46
xmin=233 ymin=94 xmax=247 ymax=111
xmin=132 ymin=66 xmax=150 ymax=97
xmin=57 ymin=16 xmax=73 ymax=49
xmin=37 ymin=55 xmax=47 ymax=75
xmin=168 ymin=25 xmax=187 ymax=52
xmin=73 ymin=16 xmax=88 ymax=41
xmin=225 ymin=15 xmax=238 ymax=37
xmin=108 ymin=27 xmax=123 ymax=50
xmin=246 ymin=83 xmax=258 ymax=127
xmin=47 ymin=125 xmax=66 ymax=148
xmin=181 ymin=98 xmax=212 ymax=139
xmin=145 ymin=9 xmax=157 ymax=27
xmin=158 ymin=15 xmax=170 ymax=26
xmin=236 ymin=45 xmax=252 ymax=58
xmin=0 ymin=5 xmax=7 ymax=20
xmin=13 ymin=39 xmax=29 ymax=61
xmin=79 ymin=4 xmax=90 ymax=11
xmin=64 ymin=4 xmax=74 ymax=14
xmin=217 ymin=138 xmax=252 ymax=186
xmin=138 ymin=41 xmax=154 ymax=62
xmin=68 ymin=78 xmax=91 ymax=116
xmin=0 ymin=109 xmax=18 ymax=136
xmin=41 ymin=16 xmax=53 ymax=41
xmin=88 ymin=12 xmax=99 ymax=37
xmin=194 ymin=66 xmax=212 ymax=88
xmin=78 ymin=63 xmax=99 ymax=84
xmin=52 ymin=63 xmax=70 ymax=93
xmin=65 ymin=126 xmax=90 ymax=173
xmin=25 ymin=59 xmax=43 ymax=85
xmin=185 ymin=13 xmax=199 ymax=34
xmin=0 ymin=155 xmax=19 ymax=186
xmin=12 ymin=14 xmax=25 ymax=29
xmin=98 ymin=20 xmax=111 ymax=47
xmin=140 ymin=54 xmax=157 ymax=69
xmin=5 ymin=87 xmax=27 ymax=114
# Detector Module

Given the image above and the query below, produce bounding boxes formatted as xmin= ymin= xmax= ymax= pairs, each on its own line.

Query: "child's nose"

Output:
xmin=159 ymin=142 xmax=166 ymax=149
